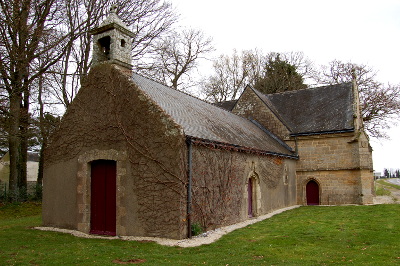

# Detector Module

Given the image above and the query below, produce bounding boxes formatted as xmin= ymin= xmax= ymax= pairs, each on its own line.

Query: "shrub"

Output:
xmin=191 ymin=223 xmax=203 ymax=236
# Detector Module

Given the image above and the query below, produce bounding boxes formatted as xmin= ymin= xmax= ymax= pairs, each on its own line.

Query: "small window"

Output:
xmin=121 ymin=39 xmax=126 ymax=47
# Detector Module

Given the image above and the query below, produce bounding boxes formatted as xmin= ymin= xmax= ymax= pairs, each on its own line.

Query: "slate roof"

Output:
xmin=131 ymin=73 xmax=295 ymax=157
xmin=216 ymin=84 xmax=355 ymax=135
xmin=213 ymin=100 xmax=237 ymax=111
xmin=264 ymin=83 xmax=355 ymax=135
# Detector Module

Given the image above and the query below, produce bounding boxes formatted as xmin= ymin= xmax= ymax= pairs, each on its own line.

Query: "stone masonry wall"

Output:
xmin=190 ymin=145 xmax=297 ymax=232
xmin=232 ymin=87 xmax=290 ymax=140
xmin=355 ymin=131 xmax=374 ymax=204
xmin=297 ymin=170 xmax=360 ymax=205
xmin=92 ymin=27 xmax=133 ymax=69
xmin=44 ymin=64 xmax=188 ymax=239
xmin=294 ymin=132 xmax=374 ymax=205
xmin=295 ymin=133 xmax=359 ymax=171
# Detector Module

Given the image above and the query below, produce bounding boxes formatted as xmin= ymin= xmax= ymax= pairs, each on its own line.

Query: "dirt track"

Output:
xmin=373 ymin=179 xmax=400 ymax=204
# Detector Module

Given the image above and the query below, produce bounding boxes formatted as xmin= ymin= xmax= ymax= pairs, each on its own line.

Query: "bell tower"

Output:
xmin=90 ymin=5 xmax=134 ymax=71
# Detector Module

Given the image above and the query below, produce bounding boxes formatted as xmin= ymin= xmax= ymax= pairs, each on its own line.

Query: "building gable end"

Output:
xmin=232 ymin=86 xmax=291 ymax=140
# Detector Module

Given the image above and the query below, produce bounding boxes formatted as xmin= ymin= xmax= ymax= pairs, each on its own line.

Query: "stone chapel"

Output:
xmin=42 ymin=9 xmax=374 ymax=240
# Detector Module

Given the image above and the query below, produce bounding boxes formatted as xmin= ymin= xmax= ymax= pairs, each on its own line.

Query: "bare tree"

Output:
xmin=142 ymin=28 xmax=214 ymax=90
xmin=201 ymin=49 xmax=264 ymax=102
xmin=49 ymin=0 xmax=178 ymax=108
xmin=0 ymin=0 xmax=178 ymax=200
xmin=316 ymin=60 xmax=400 ymax=138
xmin=202 ymin=50 xmax=315 ymax=102
xmin=0 ymin=85 xmax=7 ymax=156
xmin=0 ymin=0 xmax=81 ymax=200
xmin=279 ymin=51 xmax=317 ymax=83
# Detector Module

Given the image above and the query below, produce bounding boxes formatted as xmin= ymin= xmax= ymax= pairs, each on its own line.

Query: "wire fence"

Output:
xmin=0 ymin=182 xmax=42 ymax=202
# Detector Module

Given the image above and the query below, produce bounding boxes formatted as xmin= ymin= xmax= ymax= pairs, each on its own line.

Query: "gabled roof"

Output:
xmin=265 ymin=83 xmax=355 ymax=135
xmin=131 ymin=73 xmax=295 ymax=157
xmin=215 ymin=83 xmax=355 ymax=136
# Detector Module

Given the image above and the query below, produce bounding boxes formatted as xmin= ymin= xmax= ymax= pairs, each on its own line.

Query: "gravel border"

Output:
xmin=35 ymin=205 xmax=300 ymax=247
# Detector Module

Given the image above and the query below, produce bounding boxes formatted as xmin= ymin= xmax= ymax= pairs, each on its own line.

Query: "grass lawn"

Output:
xmin=1 ymin=202 xmax=400 ymax=265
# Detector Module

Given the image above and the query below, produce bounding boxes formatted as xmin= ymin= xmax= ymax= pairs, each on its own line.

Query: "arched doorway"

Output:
xmin=90 ymin=160 xmax=116 ymax=236
xmin=306 ymin=180 xmax=320 ymax=205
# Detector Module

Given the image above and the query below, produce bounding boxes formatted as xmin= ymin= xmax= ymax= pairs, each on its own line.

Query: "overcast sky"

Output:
xmin=169 ymin=0 xmax=400 ymax=173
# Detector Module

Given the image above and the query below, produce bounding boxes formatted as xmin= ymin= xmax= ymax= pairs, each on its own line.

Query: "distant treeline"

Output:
xmin=383 ymin=169 xmax=400 ymax=178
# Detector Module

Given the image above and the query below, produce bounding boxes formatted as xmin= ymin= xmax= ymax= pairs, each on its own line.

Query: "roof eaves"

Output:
xmin=249 ymin=118 xmax=295 ymax=153
xmin=186 ymin=135 xmax=299 ymax=160
xmin=290 ymin=128 xmax=355 ymax=137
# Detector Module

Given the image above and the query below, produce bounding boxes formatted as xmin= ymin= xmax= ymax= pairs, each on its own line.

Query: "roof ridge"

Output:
xmin=265 ymin=82 xmax=354 ymax=134
xmin=264 ymin=82 xmax=353 ymax=96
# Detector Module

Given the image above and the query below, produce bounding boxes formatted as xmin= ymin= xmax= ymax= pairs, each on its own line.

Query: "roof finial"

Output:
xmin=351 ymin=67 xmax=357 ymax=82
xmin=110 ymin=4 xmax=118 ymax=15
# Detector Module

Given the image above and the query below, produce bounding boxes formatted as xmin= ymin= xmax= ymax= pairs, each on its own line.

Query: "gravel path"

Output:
xmin=374 ymin=178 xmax=400 ymax=205
xmin=35 ymin=205 xmax=299 ymax=248
xmin=373 ymin=191 xmax=400 ymax=204
xmin=35 ymin=191 xmax=399 ymax=248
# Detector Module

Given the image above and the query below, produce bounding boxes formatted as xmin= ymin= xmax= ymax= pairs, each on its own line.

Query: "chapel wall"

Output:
xmin=295 ymin=133 xmax=361 ymax=171
xmin=296 ymin=169 xmax=361 ymax=205
xmin=42 ymin=159 xmax=78 ymax=229
xmin=232 ymin=88 xmax=290 ymax=140
xmin=190 ymin=145 xmax=297 ymax=232
xmin=43 ymin=64 xmax=188 ymax=239
xmin=294 ymin=132 xmax=374 ymax=205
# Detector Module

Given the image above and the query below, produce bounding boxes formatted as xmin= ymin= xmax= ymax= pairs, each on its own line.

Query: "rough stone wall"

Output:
xmin=232 ymin=87 xmax=290 ymax=140
xmin=43 ymin=159 xmax=78 ymax=229
xmin=43 ymin=64 xmax=187 ymax=239
xmin=294 ymin=132 xmax=374 ymax=205
xmin=355 ymin=131 xmax=375 ymax=204
xmin=297 ymin=170 xmax=360 ymax=205
xmin=190 ymin=145 xmax=297 ymax=232
xmin=92 ymin=27 xmax=133 ymax=69
xmin=295 ymin=133 xmax=359 ymax=171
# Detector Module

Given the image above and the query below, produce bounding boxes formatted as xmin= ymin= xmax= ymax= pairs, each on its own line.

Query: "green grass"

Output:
xmin=1 ymin=203 xmax=400 ymax=265
xmin=375 ymin=181 xmax=392 ymax=196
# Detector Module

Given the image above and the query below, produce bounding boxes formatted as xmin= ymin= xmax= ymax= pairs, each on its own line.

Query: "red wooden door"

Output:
xmin=90 ymin=160 xmax=116 ymax=236
xmin=248 ymin=178 xmax=253 ymax=217
xmin=306 ymin=180 xmax=319 ymax=205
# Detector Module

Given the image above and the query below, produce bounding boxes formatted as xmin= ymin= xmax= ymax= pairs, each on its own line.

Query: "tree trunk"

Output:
xmin=18 ymin=89 xmax=30 ymax=199
xmin=8 ymin=92 xmax=22 ymax=201
xmin=37 ymin=76 xmax=45 ymax=187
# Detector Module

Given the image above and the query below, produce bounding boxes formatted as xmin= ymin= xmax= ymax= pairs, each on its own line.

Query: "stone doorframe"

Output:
xmin=76 ymin=149 xmax=127 ymax=235
xmin=245 ymin=171 xmax=261 ymax=217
